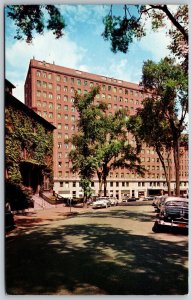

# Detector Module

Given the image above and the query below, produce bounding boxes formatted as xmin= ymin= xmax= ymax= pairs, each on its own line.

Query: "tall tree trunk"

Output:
xmin=97 ymin=170 xmax=103 ymax=196
xmin=173 ymin=138 xmax=180 ymax=196
xmin=103 ymin=163 xmax=108 ymax=197
xmin=156 ymin=148 xmax=171 ymax=195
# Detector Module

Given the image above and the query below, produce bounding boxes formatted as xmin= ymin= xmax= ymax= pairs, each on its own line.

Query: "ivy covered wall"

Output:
xmin=5 ymin=94 xmax=55 ymax=209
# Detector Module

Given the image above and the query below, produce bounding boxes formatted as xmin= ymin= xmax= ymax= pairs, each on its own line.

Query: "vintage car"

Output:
xmin=92 ymin=197 xmax=111 ymax=209
xmin=152 ymin=196 xmax=188 ymax=232
xmin=109 ymin=197 xmax=119 ymax=206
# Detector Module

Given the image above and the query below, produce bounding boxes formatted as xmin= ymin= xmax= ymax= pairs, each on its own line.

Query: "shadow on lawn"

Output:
xmin=5 ymin=220 xmax=188 ymax=295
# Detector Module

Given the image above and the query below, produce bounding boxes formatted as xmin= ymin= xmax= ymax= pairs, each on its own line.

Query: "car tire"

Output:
xmin=152 ymin=222 xmax=161 ymax=233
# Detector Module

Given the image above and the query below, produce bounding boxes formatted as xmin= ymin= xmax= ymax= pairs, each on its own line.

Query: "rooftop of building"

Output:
xmin=28 ymin=58 xmax=143 ymax=91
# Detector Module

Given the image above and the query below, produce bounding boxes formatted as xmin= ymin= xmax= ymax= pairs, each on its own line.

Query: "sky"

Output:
xmin=5 ymin=4 xmax=176 ymax=102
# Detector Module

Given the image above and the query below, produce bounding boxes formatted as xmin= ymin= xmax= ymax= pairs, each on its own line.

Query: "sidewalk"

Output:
xmin=6 ymin=204 xmax=92 ymax=236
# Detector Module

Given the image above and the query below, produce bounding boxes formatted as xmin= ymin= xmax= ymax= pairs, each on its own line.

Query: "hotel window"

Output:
xmin=130 ymin=90 xmax=133 ymax=95
xmin=96 ymin=94 xmax=100 ymax=99
xmin=110 ymin=182 xmax=113 ymax=187
xmin=65 ymin=153 xmax=68 ymax=158
xmin=56 ymin=75 xmax=61 ymax=81
xmin=119 ymin=97 xmax=123 ymax=102
xmin=43 ymin=72 xmax=47 ymax=78
xmin=71 ymin=106 xmax=75 ymax=112
xmin=43 ymin=111 xmax=47 ymax=118
xmin=108 ymin=103 xmax=112 ymax=109
xmin=152 ymin=158 xmax=155 ymax=162
xmin=102 ymin=93 xmax=106 ymax=99
xmin=152 ymin=166 xmax=155 ymax=170
xmin=49 ymin=102 xmax=53 ymax=109
xmin=65 ymin=162 xmax=69 ymax=168
xmin=37 ymin=90 xmax=41 ymax=97
xmin=84 ymin=90 xmax=87 ymax=94
xmin=64 ymin=95 xmax=68 ymax=101
xmin=102 ymin=84 xmax=106 ymax=90
xmin=37 ymin=70 xmax=41 ymax=77
xmin=57 ymin=85 xmax=61 ymax=91
xmin=57 ymin=113 xmax=61 ymax=119
xmin=37 ymin=80 xmax=41 ymax=87
xmin=43 ymin=91 xmax=47 ymax=98
xmin=147 ymin=157 xmax=150 ymax=162
xmin=114 ymin=104 xmax=117 ymax=109
xmin=42 ymin=101 xmax=47 ymax=107
xmin=71 ymin=125 xmax=75 ymax=130
xmin=64 ymin=76 xmax=68 ymax=82
xmin=113 ymin=87 xmax=117 ymax=93
xmin=114 ymin=96 xmax=117 ymax=101
xmin=77 ymin=89 xmax=81 ymax=94
xmin=37 ymin=101 xmax=41 ymax=107
xmin=108 ymin=94 xmax=111 ymax=99
xmin=77 ymin=79 xmax=81 ymax=85
xmin=58 ymin=142 xmax=62 ymax=148
xmin=65 ymin=133 xmax=69 ymax=139
xmin=65 ymin=143 xmax=69 ymax=149
xmin=90 ymin=82 xmax=94 ymax=87
xmin=124 ymin=98 xmax=128 ymax=102
xmin=43 ymin=81 xmax=47 ymax=88
xmin=58 ymin=171 xmax=62 ymax=177
xmin=64 ymin=114 xmax=68 ymax=120
xmin=48 ymin=83 xmax=52 ymax=89
xmin=64 ymin=86 xmax=68 ymax=92
xmin=130 ymin=99 xmax=133 ymax=104
xmin=65 ymin=172 xmax=69 ymax=178
xmin=136 ymin=100 xmax=139 ymax=105
xmin=70 ymin=87 xmax=74 ymax=93
xmin=71 ymin=97 xmax=75 ymax=103
xmin=49 ymin=112 xmax=53 ymax=119
xmin=71 ymin=77 xmax=74 ymax=83
xmin=64 ymin=124 xmax=69 ymax=130
xmin=84 ymin=80 xmax=88 ymax=86
xmin=58 ymin=123 xmax=62 ymax=129
xmin=48 ymin=93 xmax=53 ymax=99
xmin=60 ymin=181 xmax=63 ymax=187
xmin=71 ymin=115 xmax=75 ymax=121
xmin=57 ymin=103 xmax=61 ymax=110
xmin=108 ymin=85 xmax=111 ymax=91
xmin=119 ymin=88 xmax=123 ymax=94
xmin=58 ymin=152 xmax=62 ymax=158
xmin=58 ymin=161 xmax=62 ymax=168
xmin=48 ymin=73 xmax=52 ymax=79
xmin=57 ymin=94 xmax=61 ymax=100
xmin=58 ymin=133 xmax=62 ymax=139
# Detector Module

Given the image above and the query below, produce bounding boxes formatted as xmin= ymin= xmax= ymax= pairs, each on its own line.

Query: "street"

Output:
xmin=5 ymin=204 xmax=188 ymax=295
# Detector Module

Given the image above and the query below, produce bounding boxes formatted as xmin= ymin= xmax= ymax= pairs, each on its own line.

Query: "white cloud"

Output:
xmin=6 ymin=31 xmax=88 ymax=102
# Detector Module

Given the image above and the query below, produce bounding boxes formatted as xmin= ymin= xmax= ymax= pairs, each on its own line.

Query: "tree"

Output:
xmin=139 ymin=57 xmax=188 ymax=196
xmin=95 ymin=109 xmax=144 ymax=197
xmin=6 ymin=5 xmax=66 ymax=43
xmin=102 ymin=4 xmax=188 ymax=69
xmin=69 ymin=86 xmax=107 ymax=203
xmin=127 ymin=102 xmax=173 ymax=195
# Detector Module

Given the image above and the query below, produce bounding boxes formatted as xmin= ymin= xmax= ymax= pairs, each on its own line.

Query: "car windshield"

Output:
xmin=165 ymin=201 xmax=188 ymax=207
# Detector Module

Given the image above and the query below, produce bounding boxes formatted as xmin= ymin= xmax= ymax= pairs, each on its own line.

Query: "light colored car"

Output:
xmin=109 ymin=197 xmax=118 ymax=206
xmin=152 ymin=196 xmax=188 ymax=232
xmin=92 ymin=197 xmax=111 ymax=209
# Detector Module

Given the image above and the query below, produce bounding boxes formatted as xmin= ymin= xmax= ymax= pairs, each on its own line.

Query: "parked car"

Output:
xmin=92 ymin=197 xmax=111 ymax=209
xmin=109 ymin=197 xmax=118 ymax=206
xmin=127 ymin=197 xmax=137 ymax=202
xmin=143 ymin=196 xmax=154 ymax=201
xmin=152 ymin=196 xmax=188 ymax=232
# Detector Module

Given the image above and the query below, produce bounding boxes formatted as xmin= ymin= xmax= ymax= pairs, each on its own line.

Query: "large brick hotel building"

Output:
xmin=24 ymin=59 xmax=188 ymax=199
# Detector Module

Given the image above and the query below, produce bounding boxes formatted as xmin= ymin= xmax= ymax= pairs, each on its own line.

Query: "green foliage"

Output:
xmin=102 ymin=4 xmax=188 ymax=69
xmin=6 ymin=5 xmax=66 ymax=43
xmin=5 ymin=103 xmax=54 ymax=188
xmin=70 ymin=87 xmax=144 ymax=197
